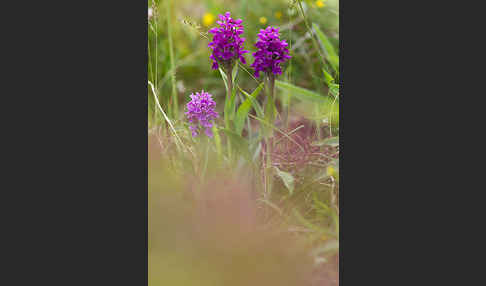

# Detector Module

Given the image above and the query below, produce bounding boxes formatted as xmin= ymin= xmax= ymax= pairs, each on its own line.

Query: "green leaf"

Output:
xmin=234 ymin=83 xmax=264 ymax=136
xmin=322 ymin=68 xmax=335 ymax=85
xmin=232 ymin=62 xmax=238 ymax=83
xmin=224 ymin=86 xmax=237 ymax=130
xmin=274 ymin=167 xmax=295 ymax=195
xmin=218 ymin=68 xmax=229 ymax=91
xmin=313 ymin=23 xmax=339 ymax=74
xmin=220 ymin=67 xmax=233 ymax=130
xmin=238 ymin=85 xmax=264 ymax=118
xmin=276 ymin=80 xmax=327 ymax=103
xmin=329 ymin=83 xmax=339 ymax=98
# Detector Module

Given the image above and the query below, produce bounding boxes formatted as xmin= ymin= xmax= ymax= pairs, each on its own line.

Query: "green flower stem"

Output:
xmin=224 ymin=67 xmax=234 ymax=161
xmin=264 ymin=73 xmax=276 ymax=199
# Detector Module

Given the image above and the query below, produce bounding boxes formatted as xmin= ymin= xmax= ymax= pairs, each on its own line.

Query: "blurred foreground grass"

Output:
xmin=149 ymin=135 xmax=339 ymax=286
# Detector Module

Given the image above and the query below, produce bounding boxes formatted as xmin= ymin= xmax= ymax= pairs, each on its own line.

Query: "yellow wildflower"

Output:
xmin=275 ymin=11 xmax=282 ymax=19
xmin=202 ymin=13 xmax=215 ymax=27
xmin=327 ymin=166 xmax=336 ymax=178
xmin=315 ymin=0 xmax=326 ymax=8
xmin=259 ymin=16 xmax=267 ymax=24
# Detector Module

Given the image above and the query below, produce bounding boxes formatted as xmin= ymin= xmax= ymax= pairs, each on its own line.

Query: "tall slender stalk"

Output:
xmin=264 ymin=73 xmax=276 ymax=199
xmin=150 ymin=2 xmax=165 ymax=131
xmin=224 ymin=67 xmax=234 ymax=161
xmin=268 ymin=74 xmax=275 ymax=105
xmin=284 ymin=5 xmax=293 ymax=131
xmin=225 ymin=69 xmax=233 ymax=100
xmin=165 ymin=0 xmax=178 ymax=118
xmin=148 ymin=27 xmax=155 ymax=123
xmin=296 ymin=0 xmax=326 ymax=67
xmin=297 ymin=0 xmax=325 ymax=140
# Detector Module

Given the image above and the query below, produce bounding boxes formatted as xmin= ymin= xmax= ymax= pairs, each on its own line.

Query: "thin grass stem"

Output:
xmin=165 ymin=0 xmax=178 ymax=118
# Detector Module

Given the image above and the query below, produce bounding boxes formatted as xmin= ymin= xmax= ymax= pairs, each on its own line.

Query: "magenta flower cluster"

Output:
xmin=185 ymin=90 xmax=219 ymax=138
xmin=208 ymin=12 xmax=249 ymax=70
xmin=250 ymin=26 xmax=291 ymax=78
xmin=185 ymin=14 xmax=294 ymax=138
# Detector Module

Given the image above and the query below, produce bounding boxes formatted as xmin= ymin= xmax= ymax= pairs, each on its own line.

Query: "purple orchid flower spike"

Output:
xmin=185 ymin=90 xmax=219 ymax=138
xmin=208 ymin=12 xmax=249 ymax=71
xmin=250 ymin=26 xmax=291 ymax=78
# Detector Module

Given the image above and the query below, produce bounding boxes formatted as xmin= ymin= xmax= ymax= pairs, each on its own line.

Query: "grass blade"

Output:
xmin=322 ymin=68 xmax=335 ymax=85
xmin=238 ymin=85 xmax=264 ymax=118
xmin=148 ymin=80 xmax=186 ymax=153
xmin=275 ymin=80 xmax=328 ymax=103
xmin=257 ymin=198 xmax=283 ymax=216
xmin=274 ymin=167 xmax=295 ymax=195
xmin=312 ymin=136 xmax=339 ymax=147
xmin=248 ymin=114 xmax=305 ymax=153
xmin=234 ymin=83 xmax=264 ymax=135
xmin=218 ymin=68 xmax=229 ymax=91
xmin=165 ymin=0 xmax=178 ymax=118
xmin=313 ymin=23 xmax=339 ymax=74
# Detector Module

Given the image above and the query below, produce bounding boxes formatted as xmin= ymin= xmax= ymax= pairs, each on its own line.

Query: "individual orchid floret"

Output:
xmin=185 ymin=90 xmax=219 ymax=138
xmin=250 ymin=26 xmax=291 ymax=78
xmin=208 ymin=12 xmax=249 ymax=71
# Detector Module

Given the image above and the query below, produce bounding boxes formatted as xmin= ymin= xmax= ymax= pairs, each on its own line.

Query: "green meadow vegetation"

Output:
xmin=148 ymin=0 xmax=339 ymax=285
